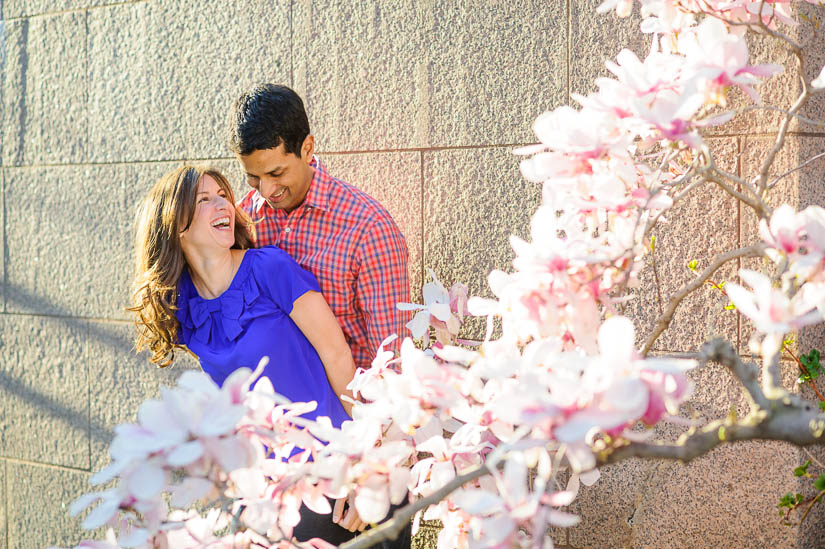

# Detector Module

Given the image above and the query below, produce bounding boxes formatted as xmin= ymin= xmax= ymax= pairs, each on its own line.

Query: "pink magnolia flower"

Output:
xmin=759 ymin=204 xmax=809 ymax=255
xmin=397 ymin=270 xmax=466 ymax=347
xmin=597 ymin=0 xmax=634 ymax=17
xmin=679 ymin=18 xmax=783 ymax=105
xmin=726 ymin=269 xmax=823 ymax=335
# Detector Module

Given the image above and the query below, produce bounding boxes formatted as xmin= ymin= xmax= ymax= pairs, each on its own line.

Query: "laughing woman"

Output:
xmin=129 ymin=165 xmax=370 ymax=541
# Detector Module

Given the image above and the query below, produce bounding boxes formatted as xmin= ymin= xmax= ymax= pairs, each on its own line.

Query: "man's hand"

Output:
xmin=332 ymin=494 xmax=369 ymax=532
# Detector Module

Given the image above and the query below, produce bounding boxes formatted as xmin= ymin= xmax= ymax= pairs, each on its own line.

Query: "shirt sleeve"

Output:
xmin=354 ymin=217 xmax=412 ymax=368
xmin=256 ymin=246 xmax=321 ymax=314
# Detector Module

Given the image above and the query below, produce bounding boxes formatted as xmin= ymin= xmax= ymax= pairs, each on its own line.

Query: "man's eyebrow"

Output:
xmin=247 ymin=166 xmax=285 ymax=176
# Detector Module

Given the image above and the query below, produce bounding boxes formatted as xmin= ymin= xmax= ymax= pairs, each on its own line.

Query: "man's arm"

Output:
xmin=354 ymin=217 xmax=411 ymax=369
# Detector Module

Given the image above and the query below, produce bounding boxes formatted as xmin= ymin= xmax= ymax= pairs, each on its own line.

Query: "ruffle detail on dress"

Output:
xmin=177 ymin=259 xmax=268 ymax=345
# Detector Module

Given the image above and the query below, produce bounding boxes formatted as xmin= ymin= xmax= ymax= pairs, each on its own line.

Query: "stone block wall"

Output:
xmin=0 ymin=1 xmax=822 ymax=548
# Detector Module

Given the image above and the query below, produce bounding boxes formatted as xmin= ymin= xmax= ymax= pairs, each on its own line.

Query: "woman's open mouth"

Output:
xmin=211 ymin=216 xmax=231 ymax=230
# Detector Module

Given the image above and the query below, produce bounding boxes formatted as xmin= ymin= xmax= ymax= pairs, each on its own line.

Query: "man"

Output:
xmin=228 ymin=83 xmax=411 ymax=546
xmin=229 ymin=83 xmax=411 ymax=372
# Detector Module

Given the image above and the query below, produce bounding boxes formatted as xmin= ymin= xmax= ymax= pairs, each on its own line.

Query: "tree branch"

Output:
xmin=640 ymin=245 xmax=766 ymax=356
xmin=754 ymin=22 xmax=810 ymax=198
xmin=598 ymin=397 xmax=825 ymax=465
xmin=700 ymin=338 xmax=769 ymax=410
xmin=706 ymin=172 xmax=769 ymax=218
xmin=339 ymin=464 xmax=491 ymax=549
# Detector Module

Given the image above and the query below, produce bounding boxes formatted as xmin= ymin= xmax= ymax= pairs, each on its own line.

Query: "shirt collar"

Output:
xmin=302 ymin=155 xmax=332 ymax=212
xmin=250 ymin=155 xmax=331 ymax=215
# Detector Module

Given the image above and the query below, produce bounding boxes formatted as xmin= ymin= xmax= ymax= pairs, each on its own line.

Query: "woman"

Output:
xmin=129 ymin=165 xmax=369 ymax=542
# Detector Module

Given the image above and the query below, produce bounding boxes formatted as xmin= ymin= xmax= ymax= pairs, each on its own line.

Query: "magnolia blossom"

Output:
xmin=64 ymin=4 xmax=821 ymax=548
xmin=397 ymin=270 xmax=468 ymax=347
xmin=679 ymin=18 xmax=783 ymax=105
xmin=727 ymin=269 xmax=823 ymax=362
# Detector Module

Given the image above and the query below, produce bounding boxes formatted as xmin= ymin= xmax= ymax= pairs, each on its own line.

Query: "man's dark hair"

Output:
xmin=228 ymin=84 xmax=310 ymax=157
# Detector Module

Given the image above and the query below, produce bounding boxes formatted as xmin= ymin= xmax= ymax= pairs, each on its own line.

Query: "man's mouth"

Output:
xmin=211 ymin=216 xmax=231 ymax=230
xmin=268 ymin=188 xmax=287 ymax=203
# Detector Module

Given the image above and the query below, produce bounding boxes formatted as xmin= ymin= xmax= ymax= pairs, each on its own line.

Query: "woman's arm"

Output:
xmin=289 ymin=291 xmax=357 ymax=416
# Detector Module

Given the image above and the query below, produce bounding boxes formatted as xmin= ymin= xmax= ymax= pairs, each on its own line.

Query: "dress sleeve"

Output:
xmin=255 ymin=246 xmax=321 ymax=314
xmin=354 ymin=217 xmax=411 ymax=363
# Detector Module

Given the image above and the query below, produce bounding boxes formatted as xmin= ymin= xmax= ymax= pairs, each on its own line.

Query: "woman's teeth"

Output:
xmin=211 ymin=217 xmax=230 ymax=229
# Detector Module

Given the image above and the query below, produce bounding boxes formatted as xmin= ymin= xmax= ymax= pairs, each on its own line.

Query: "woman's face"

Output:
xmin=179 ymin=174 xmax=236 ymax=255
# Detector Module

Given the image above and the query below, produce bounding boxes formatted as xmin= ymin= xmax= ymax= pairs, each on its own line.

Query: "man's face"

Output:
xmin=237 ymin=135 xmax=315 ymax=213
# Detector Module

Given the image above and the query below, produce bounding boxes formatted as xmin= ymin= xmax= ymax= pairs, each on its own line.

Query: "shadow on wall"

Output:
xmin=1 ymin=282 xmax=193 ymax=458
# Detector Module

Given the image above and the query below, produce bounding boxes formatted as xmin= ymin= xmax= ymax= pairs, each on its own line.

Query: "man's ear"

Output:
xmin=301 ymin=135 xmax=315 ymax=164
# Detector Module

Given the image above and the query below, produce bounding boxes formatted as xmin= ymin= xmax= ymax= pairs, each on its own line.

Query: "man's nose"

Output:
xmin=258 ymin=177 xmax=275 ymax=198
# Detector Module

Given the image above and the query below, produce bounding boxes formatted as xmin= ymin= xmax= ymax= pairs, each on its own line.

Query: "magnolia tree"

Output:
xmin=63 ymin=1 xmax=825 ymax=548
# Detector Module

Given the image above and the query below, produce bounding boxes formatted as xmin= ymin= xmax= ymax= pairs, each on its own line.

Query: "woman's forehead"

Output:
xmin=197 ymin=173 xmax=221 ymax=192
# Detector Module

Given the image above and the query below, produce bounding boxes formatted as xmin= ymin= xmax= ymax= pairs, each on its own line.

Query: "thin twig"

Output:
xmin=797 ymin=489 xmax=825 ymax=525
xmin=802 ymin=447 xmax=825 ymax=470
xmin=738 ymin=104 xmax=825 ymax=128
xmin=754 ymin=20 xmax=810 ymax=198
xmin=641 ymin=244 xmax=766 ymax=356
xmin=784 ymin=344 xmax=825 ymax=402
xmin=650 ymin=246 xmax=663 ymax=315
xmin=768 ymin=151 xmax=825 ymax=190
xmin=339 ymin=464 xmax=491 ymax=549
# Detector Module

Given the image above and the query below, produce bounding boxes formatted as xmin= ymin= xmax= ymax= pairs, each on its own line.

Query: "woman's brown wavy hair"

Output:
xmin=129 ymin=166 xmax=255 ymax=366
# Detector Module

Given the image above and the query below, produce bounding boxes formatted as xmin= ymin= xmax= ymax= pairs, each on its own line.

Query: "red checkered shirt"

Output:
xmin=238 ymin=156 xmax=411 ymax=370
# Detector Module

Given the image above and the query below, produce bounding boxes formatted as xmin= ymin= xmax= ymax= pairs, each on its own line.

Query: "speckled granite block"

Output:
xmin=293 ymin=0 xmax=566 ymax=150
xmin=6 ymin=461 xmax=90 ymax=549
xmin=2 ymin=12 xmax=86 ymax=165
xmin=87 ymin=1 xmax=291 ymax=162
xmin=423 ymin=147 xmax=541 ymax=340
xmin=321 ymin=151 xmax=423 ymax=300
xmin=623 ymin=138 xmax=740 ymax=354
xmin=0 ymin=315 xmax=89 ymax=469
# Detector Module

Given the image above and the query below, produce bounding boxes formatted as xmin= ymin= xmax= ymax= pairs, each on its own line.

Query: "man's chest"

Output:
xmin=256 ymin=213 xmax=363 ymax=310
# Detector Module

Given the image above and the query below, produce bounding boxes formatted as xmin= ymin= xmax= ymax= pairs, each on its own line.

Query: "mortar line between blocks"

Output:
xmin=3 ymin=459 xmax=7 ymax=549
xmin=0 ymin=311 xmax=131 ymax=324
xmin=84 ymin=9 xmax=90 ymax=166
xmin=736 ymin=136 xmax=742 ymax=352
xmin=2 ymin=169 xmax=6 ymax=314
xmin=566 ymin=0 xmax=571 ymax=105
xmin=87 ymin=320 xmax=92 ymax=472
xmin=419 ymin=150 xmax=425 ymax=299
xmin=2 ymin=143 xmax=540 ymax=169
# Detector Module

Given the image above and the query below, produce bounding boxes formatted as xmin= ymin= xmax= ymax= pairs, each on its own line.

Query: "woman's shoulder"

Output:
xmin=246 ymin=245 xmax=300 ymax=273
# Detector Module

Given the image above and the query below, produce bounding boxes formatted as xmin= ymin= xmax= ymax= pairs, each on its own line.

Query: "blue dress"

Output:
xmin=175 ymin=246 xmax=350 ymax=428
